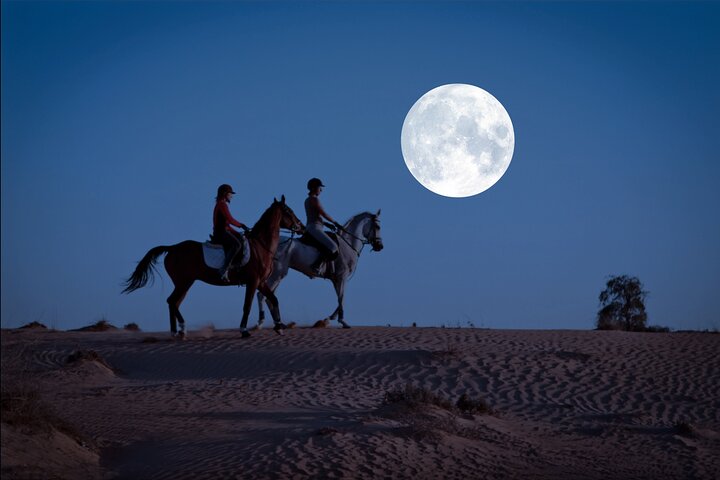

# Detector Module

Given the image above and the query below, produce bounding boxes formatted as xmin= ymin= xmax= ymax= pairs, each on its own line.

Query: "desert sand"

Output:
xmin=2 ymin=325 xmax=719 ymax=479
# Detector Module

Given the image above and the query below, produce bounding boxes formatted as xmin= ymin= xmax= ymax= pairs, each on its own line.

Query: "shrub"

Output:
xmin=19 ymin=321 xmax=48 ymax=330
xmin=456 ymin=393 xmax=493 ymax=414
xmin=76 ymin=320 xmax=117 ymax=332
xmin=384 ymin=384 xmax=453 ymax=410
xmin=645 ymin=325 xmax=670 ymax=333
xmin=674 ymin=421 xmax=694 ymax=437
xmin=123 ymin=322 xmax=141 ymax=331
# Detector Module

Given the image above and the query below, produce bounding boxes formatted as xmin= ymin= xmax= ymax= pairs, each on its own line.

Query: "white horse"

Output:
xmin=256 ymin=210 xmax=383 ymax=329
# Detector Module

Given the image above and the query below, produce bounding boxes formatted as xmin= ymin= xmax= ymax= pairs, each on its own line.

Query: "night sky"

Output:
xmin=2 ymin=1 xmax=718 ymax=332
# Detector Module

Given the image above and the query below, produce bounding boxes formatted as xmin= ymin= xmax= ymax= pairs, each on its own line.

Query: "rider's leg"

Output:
xmin=220 ymin=231 xmax=241 ymax=281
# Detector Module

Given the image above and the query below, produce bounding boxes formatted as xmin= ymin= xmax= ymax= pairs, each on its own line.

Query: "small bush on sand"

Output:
xmin=645 ymin=325 xmax=670 ymax=333
xmin=123 ymin=322 xmax=141 ymax=331
xmin=312 ymin=319 xmax=330 ymax=328
xmin=674 ymin=421 xmax=694 ymax=437
xmin=384 ymin=385 xmax=494 ymax=417
xmin=19 ymin=321 xmax=48 ymax=330
xmin=456 ymin=393 xmax=493 ymax=414
xmin=384 ymin=384 xmax=453 ymax=411
xmin=76 ymin=320 xmax=117 ymax=332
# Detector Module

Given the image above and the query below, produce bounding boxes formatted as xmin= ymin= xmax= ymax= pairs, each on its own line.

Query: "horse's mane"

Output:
xmin=342 ymin=211 xmax=375 ymax=229
xmin=248 ymin=201 xmax=282 ymax=238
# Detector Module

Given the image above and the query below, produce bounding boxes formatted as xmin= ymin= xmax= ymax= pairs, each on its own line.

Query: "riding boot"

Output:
xmin=220 ymin=264 xmax=231 ymax=283
xmin=220 ymin=253 xmax=236 ymax=283
xmin=310 ymin=256 xmax=324 ymax=276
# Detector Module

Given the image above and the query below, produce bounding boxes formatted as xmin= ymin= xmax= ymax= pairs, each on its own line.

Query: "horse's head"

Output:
xmin=364 ymin=209 xmax=383 ymax=252
xmin=274 ymin=195 xmax=304 ymax=234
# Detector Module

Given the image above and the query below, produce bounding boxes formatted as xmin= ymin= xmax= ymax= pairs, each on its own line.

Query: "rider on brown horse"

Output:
xmin=213 ymin=184 xmax=249 ymax=282
xmin=305 ymin=178 xmax=342 ymax=275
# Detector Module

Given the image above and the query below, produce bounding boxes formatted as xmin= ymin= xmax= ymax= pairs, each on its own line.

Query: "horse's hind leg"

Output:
xmin=167 ymin=283 xmax=193 ymax=338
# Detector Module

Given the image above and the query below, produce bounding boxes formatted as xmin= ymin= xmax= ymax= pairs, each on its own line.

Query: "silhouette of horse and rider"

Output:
xmin=123 ymin=179 xmax=383 ymax=338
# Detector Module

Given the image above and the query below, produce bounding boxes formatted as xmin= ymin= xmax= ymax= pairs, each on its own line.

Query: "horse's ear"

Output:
xmin=274 ymin=197 xmax=278 ymax=203
xmin=281 ymin=194 xmax=286 ymax=204
xmin=376 ymin=209 xmax=381 ymax=217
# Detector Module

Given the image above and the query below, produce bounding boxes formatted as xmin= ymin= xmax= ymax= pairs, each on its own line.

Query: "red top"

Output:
xmin=213 ymin=200 xmax=243 ymax=233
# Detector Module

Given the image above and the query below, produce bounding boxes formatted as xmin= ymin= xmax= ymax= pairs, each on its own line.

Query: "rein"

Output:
xmin=336 ymin=223 xmax=375 ymax=257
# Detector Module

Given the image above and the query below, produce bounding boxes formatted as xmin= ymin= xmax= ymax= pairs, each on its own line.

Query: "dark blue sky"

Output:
xmin=2 ymin=1 xmax=719 ymax=331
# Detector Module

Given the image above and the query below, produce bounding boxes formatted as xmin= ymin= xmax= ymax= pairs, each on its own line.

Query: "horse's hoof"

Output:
xmin=241 ymin=330 xmax=251 ymax=339
xmin=273 ymin=323 xmax=287 ymax=335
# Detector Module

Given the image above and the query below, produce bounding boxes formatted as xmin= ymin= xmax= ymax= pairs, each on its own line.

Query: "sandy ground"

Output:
xmin=1 ymin=326 xmax=719 ymax=479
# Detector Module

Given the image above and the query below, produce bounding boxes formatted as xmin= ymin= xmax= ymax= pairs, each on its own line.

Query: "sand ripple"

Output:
xmin=2 ymin=327 xmax=719 ymax=479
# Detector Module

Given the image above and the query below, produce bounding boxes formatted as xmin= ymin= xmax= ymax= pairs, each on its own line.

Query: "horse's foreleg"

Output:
xmin=332 ymin=279 xmax=350 ymax=329
xmin=258 ymin=269 xmax=284 ymax=329
xmin=239 ymin=282 xmax=258 ymax=338
xmin=326 ymin=306 xmax=340 ymax=321
xmin=258 ymin=283 xmax=286 ymax=335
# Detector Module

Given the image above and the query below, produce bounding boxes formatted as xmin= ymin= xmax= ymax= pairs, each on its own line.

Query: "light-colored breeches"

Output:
xmin=307 ymin=223 xmax=338 ymax=254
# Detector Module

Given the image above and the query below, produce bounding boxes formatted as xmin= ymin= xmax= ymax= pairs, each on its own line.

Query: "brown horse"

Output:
xmin=122 ymin=196 xmax=304 ymax=338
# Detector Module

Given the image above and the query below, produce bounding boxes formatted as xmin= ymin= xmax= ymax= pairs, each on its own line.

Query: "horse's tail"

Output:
xmin=122 ymin=245 xmax=171 ymax=294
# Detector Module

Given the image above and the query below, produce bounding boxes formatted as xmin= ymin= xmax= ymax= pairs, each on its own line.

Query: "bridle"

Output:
xmin=251 ymin=203 xmax=303 ymax=255
xmin=336 ymin=215 xmax=383 ymax=257
xmin=281 ymin=203 xmax=303 ymax=235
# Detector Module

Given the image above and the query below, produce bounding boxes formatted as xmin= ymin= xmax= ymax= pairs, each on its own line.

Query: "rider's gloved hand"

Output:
xmin=241 ymin=225 xmax=250 ymax=234
xmin=333 ymin=221 xmax=343 ymax=231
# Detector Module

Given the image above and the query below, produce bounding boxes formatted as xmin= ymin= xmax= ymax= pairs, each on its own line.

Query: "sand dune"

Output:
xmin=2 ymin=327 xmax=719 ymax=479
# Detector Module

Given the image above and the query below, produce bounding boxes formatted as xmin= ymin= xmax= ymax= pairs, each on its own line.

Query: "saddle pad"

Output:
xmin=202 ymin=237 xmax=251 ymax=270
xmin=298 ymin=230 xmax=338 ymax=250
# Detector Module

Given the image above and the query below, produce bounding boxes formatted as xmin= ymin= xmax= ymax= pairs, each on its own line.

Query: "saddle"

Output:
xmin=298 ymin=230 xmax=339 ymax=254
xmin=203 ymin=236 xmax=251 ymax=271
xmin=298 ymin=230 xmax=339 ymax=278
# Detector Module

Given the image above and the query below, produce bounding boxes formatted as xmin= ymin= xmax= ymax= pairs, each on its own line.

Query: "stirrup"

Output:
xmin=221 ymin=270 xmax=231 ymax=283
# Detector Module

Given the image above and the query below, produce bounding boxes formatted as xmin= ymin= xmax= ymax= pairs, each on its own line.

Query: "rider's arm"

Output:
xmin=311 ymin=197 xmax=337 ymax=224
xmin=219 ymin=202 xmax=247 ymax=230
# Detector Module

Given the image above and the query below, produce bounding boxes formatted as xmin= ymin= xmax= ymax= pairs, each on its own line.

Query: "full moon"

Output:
xmin=401 ymin=84 xmax=515 ymax=198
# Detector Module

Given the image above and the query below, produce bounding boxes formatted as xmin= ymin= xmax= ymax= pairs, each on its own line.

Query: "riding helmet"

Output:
xmin=307 ymin=178 xmax=325 ymax=191
xmin=217 ymin=184 xmax=236 ymax=197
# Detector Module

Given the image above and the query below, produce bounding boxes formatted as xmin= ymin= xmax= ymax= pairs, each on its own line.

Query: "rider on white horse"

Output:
xmin=304 ymin=178 xmax=342 ymax=276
